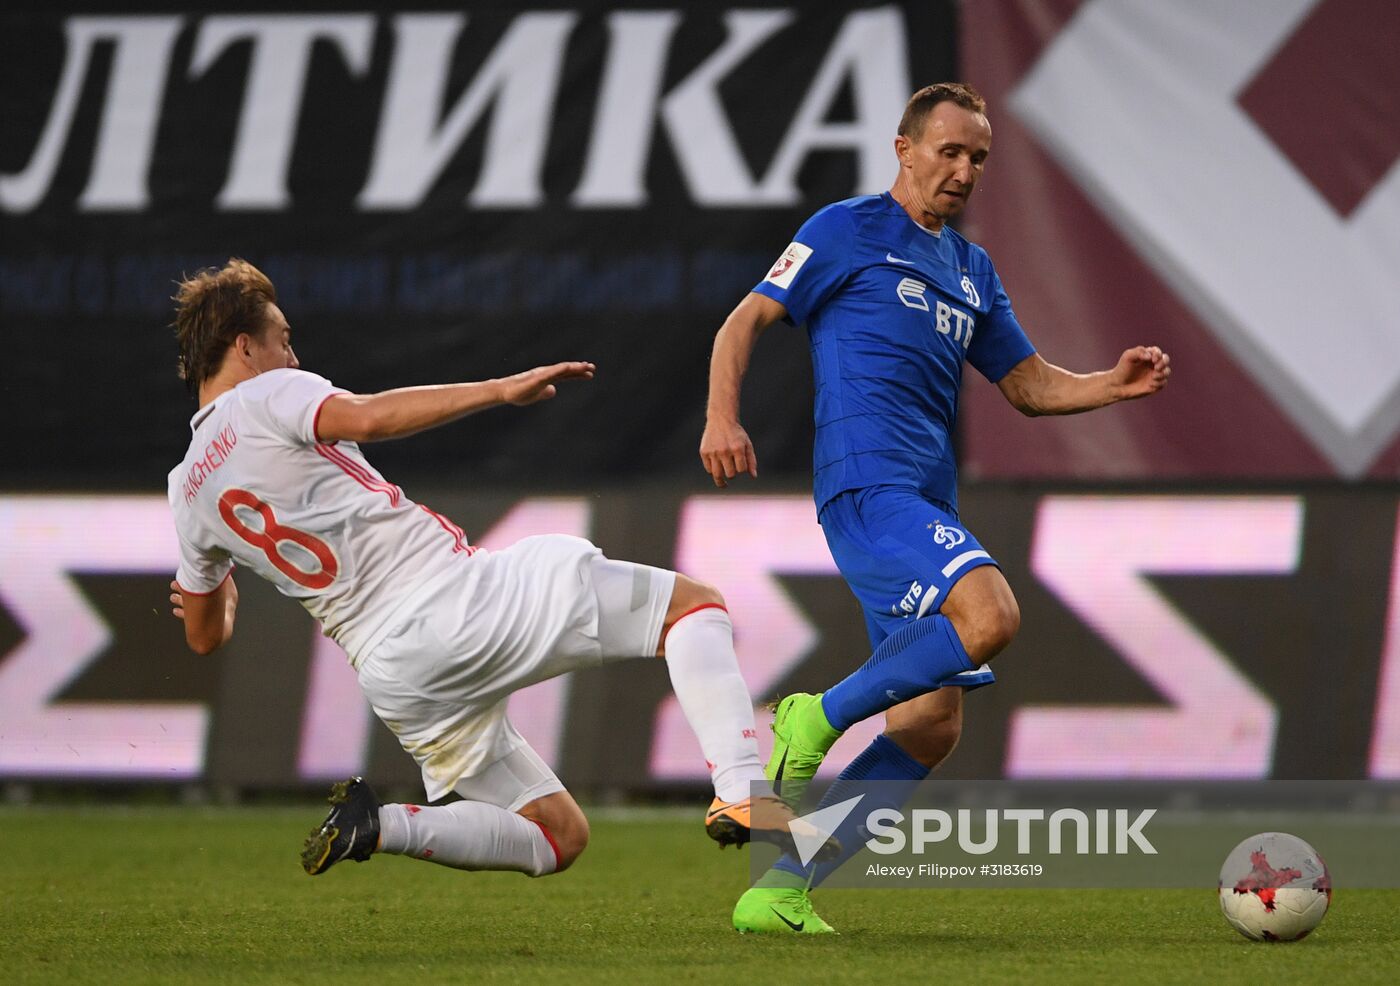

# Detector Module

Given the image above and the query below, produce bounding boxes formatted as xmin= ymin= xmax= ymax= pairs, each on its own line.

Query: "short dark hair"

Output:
xmin=898 ymin=82 xmax=987 ymax=140
xmin=172 ymin=258 xmax=277 ymax=392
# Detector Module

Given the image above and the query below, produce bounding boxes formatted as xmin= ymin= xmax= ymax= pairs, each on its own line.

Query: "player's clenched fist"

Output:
xmin=1110 ymin=346 xmax=1171 ymax=400
xmin=700 ymin=419 xmax=758 ymax=488
xmin=169 ymin=576 xmax=237 ymax=639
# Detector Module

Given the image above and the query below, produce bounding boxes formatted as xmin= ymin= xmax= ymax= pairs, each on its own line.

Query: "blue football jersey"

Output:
xmin=753 ymin=192 xmax=1035 ymax=513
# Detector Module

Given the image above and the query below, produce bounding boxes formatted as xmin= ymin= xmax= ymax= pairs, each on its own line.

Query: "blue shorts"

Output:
xmin=820 ymin=486 xmax=998 ymax=690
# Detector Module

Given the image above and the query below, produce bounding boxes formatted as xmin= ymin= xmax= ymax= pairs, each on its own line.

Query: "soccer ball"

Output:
xmin=1218 ymin=832 xmax=1331 ymax=941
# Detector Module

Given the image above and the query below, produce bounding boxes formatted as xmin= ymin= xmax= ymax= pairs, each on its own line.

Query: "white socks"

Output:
xmin=377 ymin=800 xmax=559 ymax=876
xmin=664 ymin=605 xmax=769 ymax=802
xmin=373 ymin=606 xmax=768 ymax=879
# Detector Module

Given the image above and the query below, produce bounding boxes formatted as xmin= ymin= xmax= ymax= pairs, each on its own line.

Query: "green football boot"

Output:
xmin=732 ymin=886 xmax=836 ymax=934
xmin=765 ymin=692 xmax=843 ymax=809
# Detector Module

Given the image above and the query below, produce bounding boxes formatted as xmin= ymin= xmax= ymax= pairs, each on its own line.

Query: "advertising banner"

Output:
xmin=2 ymin=1 xmax=955 ymax=487
xmin=960 ymin=0 xmax=1400 ymax=481
xmin=3 ymin=487 xmax=1398 ymax=794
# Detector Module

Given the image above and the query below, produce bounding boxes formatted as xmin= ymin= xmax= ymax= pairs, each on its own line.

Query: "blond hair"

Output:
xmin=172 ymin=258 xmax=277 ymax=391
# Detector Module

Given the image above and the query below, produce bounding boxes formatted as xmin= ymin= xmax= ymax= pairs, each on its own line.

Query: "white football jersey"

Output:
xmin=168 ymin=368 xmax=477 ymax=661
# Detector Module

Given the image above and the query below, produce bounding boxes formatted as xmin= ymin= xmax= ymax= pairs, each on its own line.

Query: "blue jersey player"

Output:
xmin=701 ymin=83 xmax=1170 ymax=934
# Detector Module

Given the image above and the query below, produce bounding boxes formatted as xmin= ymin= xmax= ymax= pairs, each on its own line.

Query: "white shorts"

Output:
xmin=356 ymin=535 xmax=675 ymax=804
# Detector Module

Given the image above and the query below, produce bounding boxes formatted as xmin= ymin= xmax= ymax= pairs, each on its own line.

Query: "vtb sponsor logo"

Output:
xmin=895 ymin=278 xmax=976 ymax=349
xmin=892 ymin=579 xmax=924 ymax=617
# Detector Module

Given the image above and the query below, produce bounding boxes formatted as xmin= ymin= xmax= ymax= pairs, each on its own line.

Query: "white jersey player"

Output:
xmin=167 ymin=259 xmax=835 ymax=882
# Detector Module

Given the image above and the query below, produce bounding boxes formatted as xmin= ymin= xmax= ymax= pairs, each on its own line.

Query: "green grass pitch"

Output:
xmin=4 ymin=805 xmax=1398 ymax=985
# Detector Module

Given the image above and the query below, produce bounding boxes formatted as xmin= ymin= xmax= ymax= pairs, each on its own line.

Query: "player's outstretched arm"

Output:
xmin=317 ymin=361 xmax=596 ymax=443
xmin=996 ymin=347 xmax=1171 ymax=416
xmin=170 ymin=576 xmax=238 ymax=656
xmin=701 ymin=292 xmax=788 ymax=487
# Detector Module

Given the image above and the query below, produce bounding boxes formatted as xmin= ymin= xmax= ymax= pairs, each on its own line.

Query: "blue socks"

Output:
xmin=754 ymin=617 xmax=972 ymax=889
xmin=819 ymin=614 xmax=973 ymax=732
xmin=767 ymin=734 xmax=930 ymax=887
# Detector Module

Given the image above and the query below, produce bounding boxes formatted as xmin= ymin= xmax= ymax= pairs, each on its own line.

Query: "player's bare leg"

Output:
xmin=516 ymin=790 xmax=589 ymax=872
xmin=660 ymin=573 xmax=837 ymax=861
xmin=884 ymin=684 xmax=964 ymax=768
xmin=938 ymin=565 xmax=1020 ymax=675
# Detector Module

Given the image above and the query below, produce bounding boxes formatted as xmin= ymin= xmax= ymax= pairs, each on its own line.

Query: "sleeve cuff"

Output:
xmin=751 ymin=283 xmax=798 ymax=325
xmin=175 ymin=569 xmax=233 ymax=597
xmin=311 ymin=391 xmax=350 ymax=444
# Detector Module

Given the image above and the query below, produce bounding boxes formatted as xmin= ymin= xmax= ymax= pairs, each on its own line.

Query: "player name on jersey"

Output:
xmin=181 ymin=424 xmax=238 ymax=505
